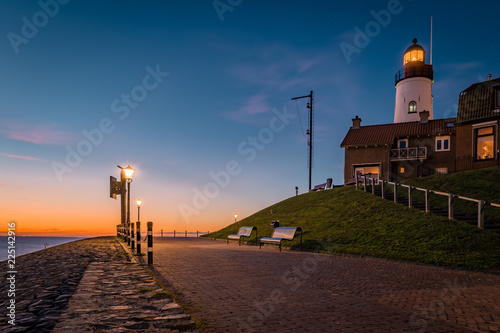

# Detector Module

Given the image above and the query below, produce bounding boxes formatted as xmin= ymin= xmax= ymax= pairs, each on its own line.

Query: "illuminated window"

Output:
xmin=404 ymin=50 xmax=424 ymax=64
xmin=408 ymin=101 xmax=417 ymax=113
xmin=436 ymin=136 xmax=450 ymax=152
xmin=400 ymin=167 xmax=405 ymax=173
xmin=475 ymin=126 xmax=495 ymax=160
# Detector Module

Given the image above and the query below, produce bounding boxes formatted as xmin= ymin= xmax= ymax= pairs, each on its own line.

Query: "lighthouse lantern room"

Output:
xmin=394 ymin=38 xmax=433 ymax=123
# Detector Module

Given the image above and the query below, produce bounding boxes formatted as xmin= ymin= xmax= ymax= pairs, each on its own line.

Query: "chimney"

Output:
xmin=419 ymin=110 xmax=429 ymax=123
xmin=488 ymin=74 xmax=492 ymax=81
xmin=352 ymin=115 xmax=362 ymax=129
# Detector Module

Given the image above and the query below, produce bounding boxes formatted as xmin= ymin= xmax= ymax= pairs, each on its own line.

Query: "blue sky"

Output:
xmin=1 ymin=0 xmax=499 ymax=235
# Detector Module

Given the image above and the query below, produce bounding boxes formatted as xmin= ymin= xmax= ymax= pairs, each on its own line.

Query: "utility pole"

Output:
xmin=291 ymin=90 xmax=313 ymax=191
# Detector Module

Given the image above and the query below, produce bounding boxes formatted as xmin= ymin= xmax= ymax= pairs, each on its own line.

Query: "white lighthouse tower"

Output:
xmin=394 ymin=38 xmax=433 ymax=123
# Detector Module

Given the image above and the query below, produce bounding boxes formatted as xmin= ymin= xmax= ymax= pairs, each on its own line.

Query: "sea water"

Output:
xmin=0 ymin=236 xmax=85 ymax=262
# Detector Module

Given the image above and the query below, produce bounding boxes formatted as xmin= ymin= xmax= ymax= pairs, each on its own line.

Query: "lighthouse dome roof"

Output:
xmin=405 ymin=38 xmax=425 ymax=53
xmin=403 ymin=38 xmax=426 ymax=64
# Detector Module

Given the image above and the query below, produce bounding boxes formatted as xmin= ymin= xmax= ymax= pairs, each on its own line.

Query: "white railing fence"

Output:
xmin=355 ymin=175 xmax=499 ymax=229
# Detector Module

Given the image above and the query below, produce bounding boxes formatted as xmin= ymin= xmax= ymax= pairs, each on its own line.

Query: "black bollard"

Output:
xmin=147 ymin=221 xmax=153 ymax=265
xmin=127 ymin=222 xmax=131 ymax=246
xmin=131 ymin=223 xmax=135 ymax=250
xmin=136 ymin=221 xmax=141 ymax=254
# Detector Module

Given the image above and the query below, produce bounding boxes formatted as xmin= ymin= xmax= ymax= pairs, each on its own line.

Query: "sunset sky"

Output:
xmin=1 ymin=0 xmax=499 ymax=236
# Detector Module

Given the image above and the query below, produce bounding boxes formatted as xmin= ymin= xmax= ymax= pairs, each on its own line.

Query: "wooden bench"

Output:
xmin=259 ymin=227 xmax=302 ymax=252
xmin=227 ymin=226 xmax=257 ymax=245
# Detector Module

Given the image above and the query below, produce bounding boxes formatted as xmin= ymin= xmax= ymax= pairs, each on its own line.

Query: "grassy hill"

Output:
xmin=401 ymin=167 xmax=500 ymax=220
xmin=206 ymin=169 xmax=500 ymax=270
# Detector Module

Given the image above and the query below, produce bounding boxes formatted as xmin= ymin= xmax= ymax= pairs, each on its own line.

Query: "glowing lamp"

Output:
xmin=137 ymin=199 xmax=142 ymax=206
xmin=123 ymin=165 xmax=135 ymax=181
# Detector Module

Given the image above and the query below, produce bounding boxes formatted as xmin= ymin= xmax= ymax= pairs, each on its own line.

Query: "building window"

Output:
xmin=435 ymin=136 xmax=450 ymax=152
xmin=398 ymin=139 xmax=408 ymax=149
xmin=496 ymin=89 xmax=500 ymax=108
xmin=475 ymin=126 xmax=495 ymax=160
xmin=408 ymin=101 xmax=417 ymax=113
xmin=400 ymin=167 xmax=405 ymax=173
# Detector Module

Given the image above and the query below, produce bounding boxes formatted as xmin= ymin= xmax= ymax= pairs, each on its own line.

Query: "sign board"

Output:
xmin=110 ymin=176 xmax=121 ymax=199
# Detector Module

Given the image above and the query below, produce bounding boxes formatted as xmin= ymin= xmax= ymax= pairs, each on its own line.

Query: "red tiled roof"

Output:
xmin=340 ymin=118 xmax=456 ymax=147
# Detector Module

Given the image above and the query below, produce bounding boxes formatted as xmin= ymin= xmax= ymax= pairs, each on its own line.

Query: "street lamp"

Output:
xmin=123 ymin=165 xmax=135 ymax=246
xmin=137 ymin=198 xmax=142 ymax=222
xmin=234 ymin=214 xmax=238 ymax=223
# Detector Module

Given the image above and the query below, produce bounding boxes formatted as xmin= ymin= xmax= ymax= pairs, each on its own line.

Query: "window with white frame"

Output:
xmin=435 ymin=136 xmax=450 ymax=152
xmin=397 ymin=139 xmax=408 ymax=149
xmin=408 ymin=101 xmax=417 ymax=113
xmin=475 ymin=126 xmax=495 ymax=160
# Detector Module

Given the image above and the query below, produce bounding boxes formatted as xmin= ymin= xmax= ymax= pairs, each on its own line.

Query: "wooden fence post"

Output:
xmin=147 ymin=221 xmax=153 ymax=266
xmin=408 ymin=186 xmax=413 ymax=208
xmin=448 ymin=193 xmax=455 ymax=219
xmin=355 ymin=176 xmax=359 ymax=190
xmin=185 ymin=230 xmax=187 ymax=237
xmin=363 ymin=176 xmax=367 ymax=192
xmin=381 ymin=181 xmax=385 ymax=199
xmin=478 ymin=200 xmax=485 ymax=229
xmin=372 ymin=178 xmax=375 ymax=195
xmin=394 ymin=183 xmax=398 ymax=204
xmin=425 ymin=189 xmax=430 ymax=213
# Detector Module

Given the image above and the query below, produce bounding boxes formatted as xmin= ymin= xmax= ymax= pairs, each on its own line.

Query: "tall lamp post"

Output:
xmin=137 ymin=199 xmax=142 ymax=221
xmin=123 ymin=165 xmax=135 ymax=246
xmin=234 ymin=214 xmax=238 ymax=232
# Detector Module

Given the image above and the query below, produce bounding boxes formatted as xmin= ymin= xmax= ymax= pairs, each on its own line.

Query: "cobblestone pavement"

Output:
xmin=148 ymin=237 xmax=500 ymax=333
xmin=0 ymin=237 xmax=202 ymax=333
xmin=54 ymin=260 xmax=201 ymax=332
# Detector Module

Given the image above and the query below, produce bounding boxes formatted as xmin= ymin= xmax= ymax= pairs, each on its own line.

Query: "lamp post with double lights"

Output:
xmin=123 ymin=165 xmax=135 ymax=247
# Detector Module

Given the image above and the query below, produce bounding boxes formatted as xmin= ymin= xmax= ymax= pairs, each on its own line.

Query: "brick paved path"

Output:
xmin=149 ymin=237 xmax=500 ymax=333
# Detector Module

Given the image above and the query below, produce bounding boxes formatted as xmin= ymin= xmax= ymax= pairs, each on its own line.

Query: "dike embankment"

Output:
xmin=0 ymin=236 xmax=202 ymax=333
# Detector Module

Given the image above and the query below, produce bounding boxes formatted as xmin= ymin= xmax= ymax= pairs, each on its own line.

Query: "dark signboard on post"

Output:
xmin=110 ymin=176 xmax=121 ymax=199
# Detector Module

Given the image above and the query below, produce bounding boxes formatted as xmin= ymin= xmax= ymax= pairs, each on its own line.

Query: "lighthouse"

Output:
xmin=394 ymin=38 xmax=433 ymax=123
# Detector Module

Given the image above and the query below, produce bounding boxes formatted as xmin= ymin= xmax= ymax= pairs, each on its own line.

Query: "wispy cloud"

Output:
xmin=224 ymin=94 xmax=276 ymax=125
xmin=0 ymin=152 xmax=49 ymax=162
xmin=0 ymin=121 xmax=76 ymax=145
xmin=228 ymin=44 xmax=330 ymax=92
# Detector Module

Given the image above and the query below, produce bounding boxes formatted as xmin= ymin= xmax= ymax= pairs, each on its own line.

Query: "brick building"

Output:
xmin=341 ymin=113 xmax=456 ymax=183
xmin=455 ymin=76 xmax=500 ymax=171
xmin=340 ymin=38 xmax=499 ymax=184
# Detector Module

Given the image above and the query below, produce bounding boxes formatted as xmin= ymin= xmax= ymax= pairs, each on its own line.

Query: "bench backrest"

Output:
xmin=271 ymin=227 xmax=301 ymax=240
xmin=237 ymin=226 xmax=256 ymax=237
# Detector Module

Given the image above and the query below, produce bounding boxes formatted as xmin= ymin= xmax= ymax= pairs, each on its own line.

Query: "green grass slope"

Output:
xmin=401 ymin=167 xmax=500 ymax=220
xmin=207 ymin=185 xmax=500 ymax=270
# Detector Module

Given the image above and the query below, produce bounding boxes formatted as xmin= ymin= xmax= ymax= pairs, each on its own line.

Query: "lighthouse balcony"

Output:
xmin=395 ymin=64 xmax=433 ymax=85
xmin=390 ymin=147 xmax=427 ymax=161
